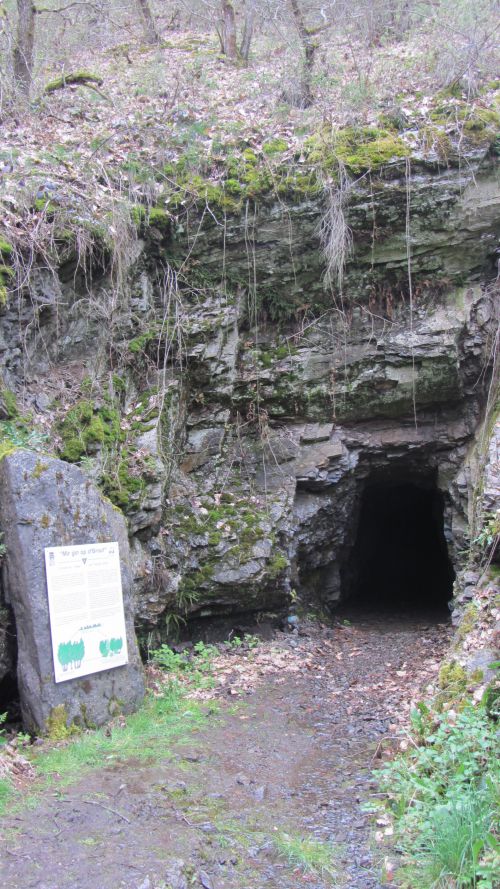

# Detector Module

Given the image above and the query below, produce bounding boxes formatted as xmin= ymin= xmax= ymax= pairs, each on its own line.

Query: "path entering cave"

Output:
xmin=341 ymin=479 xmax=455 ymax=615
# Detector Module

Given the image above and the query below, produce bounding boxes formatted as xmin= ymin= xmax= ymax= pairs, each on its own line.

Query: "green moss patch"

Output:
xmin=0 ymin=410 xmax=48 ymax=460
xmin=46 ymin=704 xmax=80 ymax=741
xmin=140 ymin=122 xmax=412 ymax=219
xmin=0 ymin=238 xmax=14 ymax=300
xmin=128 ymin=325 xmax=161 ymax=355
xmin=58 ymin=400 xmax=123 ymax=463
xmin=267 ymin=551 xmax=289 ymax=579
xmin=262 ymin=138 xmax=289 ymax=156
xmin=438 ymin=660 xmax=468 ymax=697
xmin=127 ymin=93 xmax=499 ymax=231
xmin=131 ymin=204 xmax=171 ymax=232
xmin=305 ymin=126 xmax=410 ymax=174
xmin=56 ymin=390 xmax=163 ymax=512
xmin=429 ymin=99 xmax=500 ymax=145
xmin=99 ymin=450 xmax=152 ymax=510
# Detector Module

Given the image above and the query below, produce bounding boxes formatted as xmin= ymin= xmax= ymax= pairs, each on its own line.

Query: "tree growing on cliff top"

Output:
xmin=4 ymin=0 xmax=499 ymax=103
xmin=136 ymin=0 xmax=160 ymax=44
xmin=13 ymin=0 xmax=35 ymax=95
xmin=287 ymin=0 xmax=332 ymax=107
xmin=207 ymin=0 xmax=256 ymax=61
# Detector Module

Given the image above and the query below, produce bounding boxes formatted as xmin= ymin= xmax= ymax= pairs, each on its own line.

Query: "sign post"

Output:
xmin=45 ymin=542 xmax=129 ymax=683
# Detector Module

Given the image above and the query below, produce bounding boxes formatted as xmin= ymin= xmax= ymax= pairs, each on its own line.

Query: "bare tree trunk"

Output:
xmin=239 ymin=0 xmax=255 ymax=62
xmin=221 ymin=0 xmax=238 ymax=60
xmin=137 ymin=0 xmax=160 ymax=45
xmin=288 ymin=0 xmax=319 ymax=106
xmin=13 ymin=0 xmax=36 ymax=96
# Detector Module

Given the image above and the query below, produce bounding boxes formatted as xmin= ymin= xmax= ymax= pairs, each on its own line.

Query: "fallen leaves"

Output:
xmin=0 ymin=739 xmax=35 ymax=787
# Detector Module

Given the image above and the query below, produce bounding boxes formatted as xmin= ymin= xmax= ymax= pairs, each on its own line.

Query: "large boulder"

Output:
xmin=0 ymin=450 xmax=145 ymax=733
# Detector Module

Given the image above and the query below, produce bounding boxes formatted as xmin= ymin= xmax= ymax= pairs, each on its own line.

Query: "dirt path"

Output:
xmin=0 ymin=610 xmax=450 ymax=889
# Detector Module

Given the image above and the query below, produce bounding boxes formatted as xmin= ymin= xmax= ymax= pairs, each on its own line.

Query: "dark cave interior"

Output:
xmin=342 ymin=479 xmax=455 ymax=613
xmin=0 ymin=671 xmax=19 ymax=723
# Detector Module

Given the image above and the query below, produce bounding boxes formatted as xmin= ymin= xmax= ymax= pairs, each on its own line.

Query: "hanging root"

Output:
xmin=317 ymin=163 xmax=353 ymax=292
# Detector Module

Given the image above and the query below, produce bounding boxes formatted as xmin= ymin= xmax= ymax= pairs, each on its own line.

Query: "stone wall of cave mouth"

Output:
xmin=340 ymin=472 xmax=455 ymax=617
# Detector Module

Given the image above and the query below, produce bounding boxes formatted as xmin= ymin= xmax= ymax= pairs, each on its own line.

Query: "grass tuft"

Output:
xmin=273 ymin=832 xmax=341 ymax=879
xmin=377 ymin=701 xmax=500 ymax=888
xmin=32 ymin=685 xmax=208 ymax=788
xmin=0 ymin=778 xmax=12 ymax=816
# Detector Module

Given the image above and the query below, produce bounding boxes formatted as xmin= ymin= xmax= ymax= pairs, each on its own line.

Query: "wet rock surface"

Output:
xmin=0 ymin=611 xmax=451 ymax=888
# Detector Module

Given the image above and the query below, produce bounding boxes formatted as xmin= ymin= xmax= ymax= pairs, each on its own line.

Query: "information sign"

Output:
xmin=44 ymin=542 xmax=129 ymax=683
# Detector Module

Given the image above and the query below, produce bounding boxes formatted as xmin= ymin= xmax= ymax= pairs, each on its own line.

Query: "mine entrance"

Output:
xmin=342 ymin=479 xmax=454 ymax=612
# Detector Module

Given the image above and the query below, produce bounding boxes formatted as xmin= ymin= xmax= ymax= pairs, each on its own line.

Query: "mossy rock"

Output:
xmin=46 ymin=704 xmax=79 ymax=740
xmin=0 ymin=263 xmax=14 ymax=306
xmin=439 ymin=660 xmax=468 ymax=693
xmin=100 ymin=454 xmax=146 ymax=509
xmin=267 ymin=551 xmax=289 ymax=579
xmin=57 ymin=397 xmax=154 ymax=510
xmin=0 ymin=239 xmax=13 ymax=258
xmin=135 ymin=118 xmax=418 ymax=219
xmin=429 ymin=99 xmax=500 ymax=144
xmin=0 ymin=440 xmax=19 ymax=461
xmin=262 ymin=138 xmax=288 ymax=156
xmin=306 ymin=126 xmax=410 ymax=174
xmin=483 ymin=676 xmax=500 ymax=719
xmin=131 ymin=204 xmax=171 ymax=232
xmin=58 ymin=400 xmax=124 ymax=463
xmin=128 ymin=326 xmax=161 ymax=355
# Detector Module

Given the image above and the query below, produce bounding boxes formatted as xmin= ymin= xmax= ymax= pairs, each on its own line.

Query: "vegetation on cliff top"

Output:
xmin=0 ymin=3 xmax=498 ymax=282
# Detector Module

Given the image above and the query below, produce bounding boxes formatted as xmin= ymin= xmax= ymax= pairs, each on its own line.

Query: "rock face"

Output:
xmin=0 ymin=139 xmax=498 ymax=655
xmin=0 ymin=451 xmax=145 ymax=732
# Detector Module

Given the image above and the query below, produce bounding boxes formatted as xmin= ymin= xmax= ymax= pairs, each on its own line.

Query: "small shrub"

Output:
xmin=151 ymin=642 xmax=218 ymax=691
xmin=409 ymin=785 xmax=497 ymax=887
xmin=378 ymin=703 xmax=499 ymax=888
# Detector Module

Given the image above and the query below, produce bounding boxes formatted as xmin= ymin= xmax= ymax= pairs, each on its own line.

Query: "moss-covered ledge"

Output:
xmin=128 ymin=94 xmax=499 ymax=224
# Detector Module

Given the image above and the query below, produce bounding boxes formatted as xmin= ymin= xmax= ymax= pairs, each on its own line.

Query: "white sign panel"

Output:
xmin=44 ymin=542 xmax=129 ymax=683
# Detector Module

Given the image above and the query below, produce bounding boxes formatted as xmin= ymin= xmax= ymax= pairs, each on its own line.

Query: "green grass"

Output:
xmin=0 ymin=645 xmax=224 ymax=818
xmin=1 ymin=676 xmax=217 ymax=819
xmin=408 ymin=784 xmax=498 ymax=888
xmin=273 ymin=832 xmax=342 ymax=879
xmin=32 ymin=686 xmax=210 ymax=785
xmin=377 ymin=702 xmax=500 ymax=888
xmin=0 ymin=778 xmax=13 ymax=816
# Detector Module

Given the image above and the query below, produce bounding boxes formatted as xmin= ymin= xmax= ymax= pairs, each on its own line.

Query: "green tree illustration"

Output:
xmin=57 ymin=641 xmax=71 ymax=671
xmin=110 ymin=637 xmax=123 ymax=656
xmin=57 ymin=638 xmax=85 ymax=670
xmin=73 ymin=638 xmax=84 ymax=668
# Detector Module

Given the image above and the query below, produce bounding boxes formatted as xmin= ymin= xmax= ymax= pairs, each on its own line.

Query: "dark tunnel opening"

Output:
xmin=341 ymin=480 xmax=455 ymax=615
